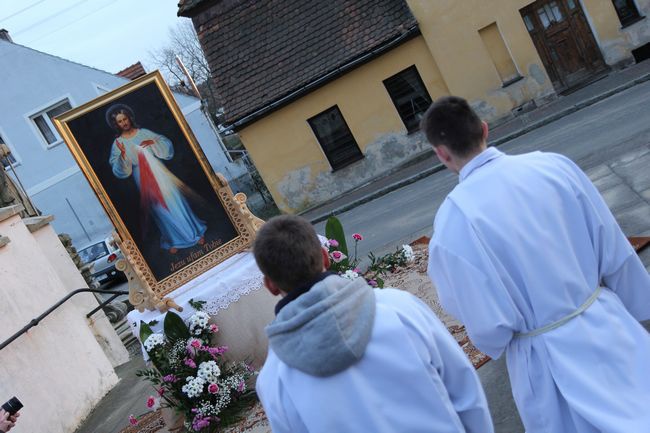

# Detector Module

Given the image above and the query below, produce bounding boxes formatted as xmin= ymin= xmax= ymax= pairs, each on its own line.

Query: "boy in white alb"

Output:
xmin=424 ymin=96 xmax=650 ymax=433
xmin=253 ymin=215 xmax=493 ymax=433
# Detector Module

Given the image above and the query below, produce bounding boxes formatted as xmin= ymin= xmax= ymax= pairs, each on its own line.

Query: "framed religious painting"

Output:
xmin=54 ymin=71 xmax=255 ymax=296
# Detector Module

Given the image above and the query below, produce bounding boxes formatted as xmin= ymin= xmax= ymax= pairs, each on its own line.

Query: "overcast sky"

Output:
xmin=0 ymin=0 xmax=186 ymax=73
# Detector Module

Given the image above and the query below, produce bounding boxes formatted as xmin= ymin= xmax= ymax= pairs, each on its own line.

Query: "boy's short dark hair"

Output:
xmin=253 ymin=215 xmax=323 ymax=292
xmin=420 ymin=96 xmax=484 ymax=157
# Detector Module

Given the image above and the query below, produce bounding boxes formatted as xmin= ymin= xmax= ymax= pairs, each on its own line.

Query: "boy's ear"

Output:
xmin=434 ymin=145 xmax=452 ymax=164
xmin=264 ymin=275 xmax=282 ymax=296
xmin=481 ymin=120 xmax=489 ymax=141
xmin=321 ymin=247 xmax=331 ymax=270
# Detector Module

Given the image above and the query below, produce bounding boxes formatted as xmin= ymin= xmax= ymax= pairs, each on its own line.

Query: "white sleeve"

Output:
xmin=561 ymin=156 xmax=650 ymax=320
xmin=398 ymin=293 xmax=494 ymax=433
xmin=109 ymin=140 xmax=132 ymax=178
xmin=143 ymin=129 xmax=174 ymax=161
xmin=428 ymin=202 xmax=522 ymax=359
xmin=256 ymin=362 xmax=308 ymax=433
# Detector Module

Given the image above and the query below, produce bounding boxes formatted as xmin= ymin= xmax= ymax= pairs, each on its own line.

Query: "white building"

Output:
xmin=0 ymin=31 xmax=247 ymax=248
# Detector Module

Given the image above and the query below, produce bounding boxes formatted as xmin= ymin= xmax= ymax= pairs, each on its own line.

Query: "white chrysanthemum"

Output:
xmin=189 ymin=311 xmax=210 ymax=335
xmin=182 ymin=376 xmax=206 ymax=398
xmin=143 ymin=333 xmax=164 ymax=352
xmin=341 ymin=269 xmax=359 ymax=280
xmin=402 ymin=244 xmax=415 ymax=262
xmin=197 ymin=360 xmax=221 ymax=383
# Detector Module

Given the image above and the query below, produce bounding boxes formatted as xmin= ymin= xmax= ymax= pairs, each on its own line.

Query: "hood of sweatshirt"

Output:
xmin=265 ymin=275 xmax=376 ymax=377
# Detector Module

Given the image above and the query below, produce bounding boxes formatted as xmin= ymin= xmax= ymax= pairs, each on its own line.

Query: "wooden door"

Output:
xmin=521 ymin=0 xmax=606 ymax=92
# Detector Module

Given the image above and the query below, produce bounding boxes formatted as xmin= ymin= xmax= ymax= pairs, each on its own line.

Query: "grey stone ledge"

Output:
xmin=0 ymin=235 xmax=10 ymax=248
xmin=0 ymin=204 xmax=24 ymax=223
xmin=23 ymin=214 xmax=55 ymax=233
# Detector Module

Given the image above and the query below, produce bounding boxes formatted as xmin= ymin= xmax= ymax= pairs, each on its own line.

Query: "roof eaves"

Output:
xmin=177 ymin=0 xmax=214 ymax=17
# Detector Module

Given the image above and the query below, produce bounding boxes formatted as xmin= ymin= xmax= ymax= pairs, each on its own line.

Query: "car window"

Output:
xmin=79 ymin=242 xmax=109 ymax=263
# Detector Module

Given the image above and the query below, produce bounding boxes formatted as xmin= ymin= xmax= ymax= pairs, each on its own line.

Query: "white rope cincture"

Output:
xmin=515 ymin=286 xmax=603 ymax=338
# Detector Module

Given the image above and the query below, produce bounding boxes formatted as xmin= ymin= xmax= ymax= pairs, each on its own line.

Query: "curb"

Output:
xmin=309 ymin=162 xmax=446 ymax=224
xmin=490 ymin=72 xmax=650 ymax=146
xmin=307 ymin=72 xmax=650 ymax=224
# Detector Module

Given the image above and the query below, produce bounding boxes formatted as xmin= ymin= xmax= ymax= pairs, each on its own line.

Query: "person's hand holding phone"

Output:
xmin=0 ymin=409 xmax=18 ymax=432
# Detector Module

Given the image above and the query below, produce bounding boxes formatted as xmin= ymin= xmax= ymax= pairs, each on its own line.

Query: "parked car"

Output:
xmin=78 ymin=237 xmax=125 ymax=286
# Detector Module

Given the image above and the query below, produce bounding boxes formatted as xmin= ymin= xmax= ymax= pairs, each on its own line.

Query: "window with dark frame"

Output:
xmin=383 ymin=65 xmax=432 ymax=133
xmin=611 ymin=0 xmax=641 ymax=26
xmin=308 ymin=106 xmax=363 ymax=171
xmin=30 ymin=99 xmax=72 ymax=147
xmin=0 ymin=133 xmax=17 ymax=169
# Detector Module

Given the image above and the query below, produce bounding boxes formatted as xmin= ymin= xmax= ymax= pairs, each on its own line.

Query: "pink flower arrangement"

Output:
xmin=136 ymin=306 xmax=255 ymax=432
xmin=352 ymin=233 xmax=363 ymax=241
xmin=331 ymin=251 xmax=347 ymax=263
xmin=146 ymin=396 xmax=160 ymax=410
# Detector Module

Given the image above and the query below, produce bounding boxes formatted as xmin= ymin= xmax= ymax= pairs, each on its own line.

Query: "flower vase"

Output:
xmin=161 ymin=407 xmax=185 ymax=432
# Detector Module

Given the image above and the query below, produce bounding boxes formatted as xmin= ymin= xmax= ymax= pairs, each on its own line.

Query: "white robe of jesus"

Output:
xmin=428 ymin=147 xmax=650 ymax=433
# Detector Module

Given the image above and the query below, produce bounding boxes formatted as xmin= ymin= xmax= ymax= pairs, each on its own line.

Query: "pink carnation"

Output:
xmin=352 ymin=233 xmax=363 ymax=241
xmin=128 ymin=415 xmax=138 ymax=426
xmin=330 ymin=251 xmax=347 ymax=263
xmin=157 ymin=387 xmax=165 ymax=396
xmin=190 ymin=338 xmax=202 ymax=348
xmin=146 ymin=396 xmax=160 ymax=410
xmin=184 ymin=358 xmax=197 ymax=368
xmin=208 ymin=383 xmax=219 ymax=394
xmin=209 ymin=324 xmax=219 ymax=333
xmin=328 ymin=239 xmax=339 ymax=248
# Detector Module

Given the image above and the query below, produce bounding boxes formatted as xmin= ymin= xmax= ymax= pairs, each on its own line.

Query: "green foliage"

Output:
xmin=325 ymin=216 xmax=349 ymax=256
xmin=163 ymin=311 xmax=190 ymax=342
xmin=140 ymin=320 xmax=154 ymax=345
xmin=188 ymin=298 xmax=207 ymax=311
xmin=363 ymin=247 xmax=410 ymax=288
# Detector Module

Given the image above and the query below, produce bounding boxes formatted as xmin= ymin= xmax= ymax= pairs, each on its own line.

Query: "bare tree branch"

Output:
xmin=147 ymin=19 xmax=222 ymax=118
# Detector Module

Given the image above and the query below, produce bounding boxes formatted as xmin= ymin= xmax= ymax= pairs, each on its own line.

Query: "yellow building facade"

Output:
xmin=182 ymin=0 xmax=650 ymax=213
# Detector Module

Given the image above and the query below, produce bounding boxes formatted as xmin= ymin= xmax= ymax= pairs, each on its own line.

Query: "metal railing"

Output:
xmin=0 ymin=288 xmax=128 ymax=351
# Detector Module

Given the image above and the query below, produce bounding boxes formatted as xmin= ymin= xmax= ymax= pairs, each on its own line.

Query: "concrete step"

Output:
xmin=113 ymin=318 xmax=139 ymax=352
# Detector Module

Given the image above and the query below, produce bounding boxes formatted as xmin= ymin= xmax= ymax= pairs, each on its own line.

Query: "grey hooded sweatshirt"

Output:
xmin=265 ymin=274 xmax=375 ymax=377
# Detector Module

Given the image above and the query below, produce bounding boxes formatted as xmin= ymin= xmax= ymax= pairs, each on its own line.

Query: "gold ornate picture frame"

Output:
xmin=54 ymin=71 xmax=255 ymax=297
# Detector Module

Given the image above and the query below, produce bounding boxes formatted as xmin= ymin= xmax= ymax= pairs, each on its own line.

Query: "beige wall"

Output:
xmin=31 ymin=222 xmax=129 ymax=368
xmin=580 ymin=0 xmax=650 ymax=65
xmin=239 ymin=36 xmax=448 ymax=213
xmin=0 ymin=207 xmax=119 ymax=433
xmin=407 ymin=0 xmax=650 ymax=118
xmin=479 ymin=22 xmax=520 ymax=83
xmin=407 ymin=0 xmax=556 ymax=120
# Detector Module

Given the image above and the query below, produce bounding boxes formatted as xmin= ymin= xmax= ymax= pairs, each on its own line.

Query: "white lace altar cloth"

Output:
xmin=127 ymin=251 xmax=264 ymax=350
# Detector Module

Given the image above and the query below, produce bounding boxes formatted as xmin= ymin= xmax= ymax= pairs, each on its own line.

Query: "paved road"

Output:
xmin=315 ymin=80 xmax=650 ymax=433
xmin=315 ymin=80 xmax=650 ymax=266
